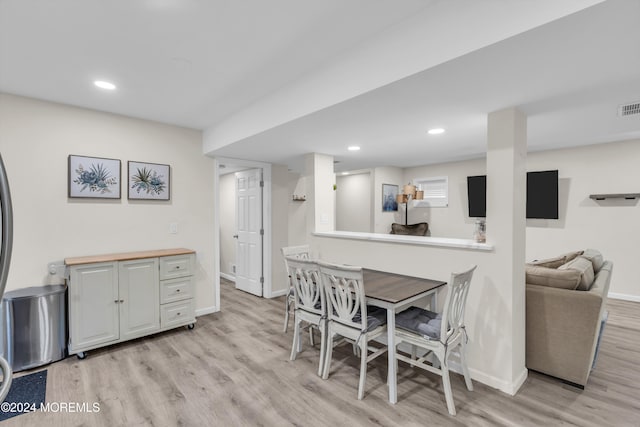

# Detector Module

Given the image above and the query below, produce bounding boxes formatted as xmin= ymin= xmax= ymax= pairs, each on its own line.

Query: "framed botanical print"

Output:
xmin=128 ymin=161 xmax=170 ymax=200
xmin=68 ymin=155 xmax=121 ymax=199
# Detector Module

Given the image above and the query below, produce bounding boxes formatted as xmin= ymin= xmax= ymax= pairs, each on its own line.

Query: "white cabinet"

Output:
xmin=66 ymin=249 xmax=196 ymax=358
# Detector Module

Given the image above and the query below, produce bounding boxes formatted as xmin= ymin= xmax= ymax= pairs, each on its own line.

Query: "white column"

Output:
xmin=304 ymin=153 xmax=335 ymax=234
xmin=486 ymin=107 xmax=528 ymax=391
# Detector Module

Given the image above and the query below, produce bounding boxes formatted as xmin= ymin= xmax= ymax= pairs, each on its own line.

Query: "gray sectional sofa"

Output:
xmin=525 ymin=249 xmax=612 ymax=388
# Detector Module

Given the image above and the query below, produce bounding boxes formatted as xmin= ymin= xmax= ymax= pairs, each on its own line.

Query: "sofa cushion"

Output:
xmin=525 ymin=265 xmax=581 ymax=290
xmin=558 ymin=256 xmax=595 ymax=291
xmin=582 ymin=248 xmax=604 ymax=273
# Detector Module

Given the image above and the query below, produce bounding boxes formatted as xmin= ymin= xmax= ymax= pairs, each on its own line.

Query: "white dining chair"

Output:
xmin=281 ymin=245 xmax=311 ymax=333
xmin=318 ymin=260 xmax=388 ymax=400
xmin=286 ymin=256 xmax=327 ymax=376
xmin=394 ymin=265 xmax=477 ymax=415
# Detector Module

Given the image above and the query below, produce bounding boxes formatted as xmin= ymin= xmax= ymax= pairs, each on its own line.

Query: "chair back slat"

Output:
xmin=281 ymin=245 xmax=311 ymax=275
xmin=286 ymin=257 xmax=323 ymax=316
xmin=318 ymin=261 xmax=367 ymax=330
xmin=440 ymin=265 xmax=476 ymax=344
xmin=281 ymin=245 xmax=310 ymax=260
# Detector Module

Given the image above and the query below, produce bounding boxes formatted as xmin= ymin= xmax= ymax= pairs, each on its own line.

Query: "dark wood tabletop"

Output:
xmin=363 ymin=269 xmax=446 ymax=304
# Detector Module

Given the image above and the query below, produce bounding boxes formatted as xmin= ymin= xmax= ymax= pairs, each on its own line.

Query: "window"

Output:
xmin=413 ymin=176 xmax=448 ymax=207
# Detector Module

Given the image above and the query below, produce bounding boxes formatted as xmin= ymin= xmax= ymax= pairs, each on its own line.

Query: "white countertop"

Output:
xmin=313 ymin=230 xmax=494 ymax=251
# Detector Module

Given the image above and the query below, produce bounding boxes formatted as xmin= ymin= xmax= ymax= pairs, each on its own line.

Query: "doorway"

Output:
xmin=214 ymin=157 xmax=273 ymax=302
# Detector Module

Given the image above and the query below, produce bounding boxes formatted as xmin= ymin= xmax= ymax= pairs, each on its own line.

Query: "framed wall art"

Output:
xmin=68 ymin=155 xmax=121 ymax=199
xmin=128 ymin=161 xmax=170 ymax=200
xmin=382 ymin=183 xmax=399 ymax=212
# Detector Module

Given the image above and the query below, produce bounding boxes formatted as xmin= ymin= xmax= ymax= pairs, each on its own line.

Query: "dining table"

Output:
xmin=362 ymin=268 xmax=447 ymax=404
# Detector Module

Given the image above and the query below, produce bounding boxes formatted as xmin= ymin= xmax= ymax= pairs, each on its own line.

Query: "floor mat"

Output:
xmin=0 ymin=370 xmax=47 ymax=421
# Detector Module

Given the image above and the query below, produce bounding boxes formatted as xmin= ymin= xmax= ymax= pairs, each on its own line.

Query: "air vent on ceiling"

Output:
xmin=618 ymin=101 xmax=640 ymax=117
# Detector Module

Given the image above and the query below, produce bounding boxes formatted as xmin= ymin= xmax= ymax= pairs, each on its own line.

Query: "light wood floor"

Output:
xmin=7 ymin=280 xmax=640 ymax=427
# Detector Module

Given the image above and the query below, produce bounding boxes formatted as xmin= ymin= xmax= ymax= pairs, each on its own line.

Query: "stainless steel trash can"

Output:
xmin=0 ymin=285 xmax=67 ymax=371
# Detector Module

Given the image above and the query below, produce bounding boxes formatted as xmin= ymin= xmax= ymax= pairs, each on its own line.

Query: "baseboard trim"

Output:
xmin=511 ymin=367 xmax=529 ymax=395
xmin=465 ymin=365 xmax=528 ymax=396
xmin=394 ymin=346 xmax=528 ymax=396
xmin=608 ymin=292 xmax=640 ymax=302
xmin=220 ymin=272 xmax=235 ymax=282
xmin=196 ymin=306 xmax=219 ymax=317
xmin=268 ymin=288 xmax=288 ymax=298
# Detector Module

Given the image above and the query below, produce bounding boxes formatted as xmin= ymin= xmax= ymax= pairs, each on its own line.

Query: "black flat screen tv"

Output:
xmin=526 ymin=170 xmax=559 ymax=219
xmin=467 ymin=170 xmax=558 ymax=219
xmin=467 ymin=175 xmax=486 ymax=218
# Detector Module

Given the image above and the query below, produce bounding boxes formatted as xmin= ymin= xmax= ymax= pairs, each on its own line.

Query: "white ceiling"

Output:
xmin=0 ymin=0 xmax=430 ymax=128
xmin=2 ymin=0 xmax=639 ymax=172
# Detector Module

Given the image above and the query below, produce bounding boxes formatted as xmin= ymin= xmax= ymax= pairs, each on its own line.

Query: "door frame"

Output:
xmin=213 ymin=156 xmax=273 ymax=300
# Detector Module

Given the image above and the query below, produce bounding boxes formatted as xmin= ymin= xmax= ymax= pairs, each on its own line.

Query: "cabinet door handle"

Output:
xmin=120 ymin=299 xmax=124 ymax=303
xmin=176 ymin=312 xmax=181 ymax=316
xmin=176 ymin=289 xmax=181 ymax=292
xmin=114 ymin=300 xmax=119 ymax=304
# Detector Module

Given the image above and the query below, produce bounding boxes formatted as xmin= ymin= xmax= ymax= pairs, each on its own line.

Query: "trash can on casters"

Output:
xmin=0 ymin=284 xmax=67 ymax=372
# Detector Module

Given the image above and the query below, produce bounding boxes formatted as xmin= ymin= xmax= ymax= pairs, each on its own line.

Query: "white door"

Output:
xmin=235 ymin=169 xmax=263 ymax=296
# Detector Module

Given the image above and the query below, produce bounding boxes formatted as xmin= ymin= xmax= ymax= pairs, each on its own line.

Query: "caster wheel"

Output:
xmin=187 ymin=323 xmax=195 ymax=330
xmin=77 ymin=352 xmax=87 ymax=360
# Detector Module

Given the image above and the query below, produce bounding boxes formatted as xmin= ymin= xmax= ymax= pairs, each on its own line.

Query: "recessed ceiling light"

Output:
xmin=342 ymin=172 xmax=350 ymax=175
xmin=347 ymin=146 xmax=361 ymax=151
xmin=94 ymin=80 xmax=116 ymax=90
xmin=428 ymin=128 xmax=445 ymax=135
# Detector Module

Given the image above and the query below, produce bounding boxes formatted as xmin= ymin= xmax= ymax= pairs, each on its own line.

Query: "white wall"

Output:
xmin=336 ymin=172 xmax=371 ymax=232
xmin=404 ymin=158 xmax=486 ymax=239
xmin=373 ymin=166 xmax=403 ymax=233
xmin=287 ymin=172 xmax=308 ymax=246
xmin=406 ymin=139 xmax=640 ymax=299
xmin=219 ymin=172 xmax=236 ymax=277
xmin=526 ymin=139 xmax=640 ymax=299
xmin=0 ymin=94 xmax=217 ymax=312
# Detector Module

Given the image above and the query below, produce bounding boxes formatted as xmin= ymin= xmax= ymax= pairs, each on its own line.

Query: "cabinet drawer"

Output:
xmin=160 ymin=254 xmax=194 ymax=280
xmin=160 ymin=277 xmax=194 ymax=304
xmin=161 ymin=299 xmax=195 ymax=329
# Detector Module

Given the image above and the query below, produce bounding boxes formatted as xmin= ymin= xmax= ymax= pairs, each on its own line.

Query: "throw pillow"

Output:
xmin=562 ymin=250 xmax=585 ymax=264
xmin=558 ymin=256 xmax=595 ymax=291
xmin=582 ymin=248 xmax=604 ymax=273
xmin=528 ymin=255 xmax=566 ymax=269
xmin=525 ymin=265 xmax=581 ymax=290
xmin=528 ymin=250 xmax=584 ymax=269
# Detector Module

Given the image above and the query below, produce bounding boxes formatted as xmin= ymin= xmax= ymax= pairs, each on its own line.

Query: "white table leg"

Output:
xmin=387 ymin=306 xmax=397 ymax=404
